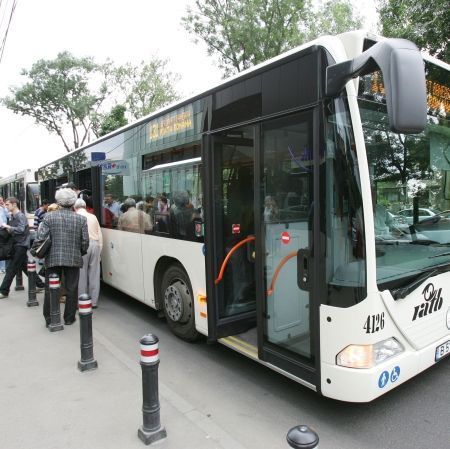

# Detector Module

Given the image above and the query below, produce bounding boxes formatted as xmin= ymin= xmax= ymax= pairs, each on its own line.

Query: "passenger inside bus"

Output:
xmin=118 ymin=198 xmax=152 ymax=234
xmin=169 ymin=191 xmax=195 ymax=239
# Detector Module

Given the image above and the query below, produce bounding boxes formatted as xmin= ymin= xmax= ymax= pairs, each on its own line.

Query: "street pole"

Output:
xmin=26 ymin=260 xmax=39 ymax=307
xmin=137 ymin=334 xmax=167 ymax=445
xmin=77 ymin=294 xmax=98 ymax=372
xmin=48 ymin=273 xmax=63 ymax=332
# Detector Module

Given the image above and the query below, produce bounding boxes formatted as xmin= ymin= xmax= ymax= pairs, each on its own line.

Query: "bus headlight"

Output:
xmin=336 ymin=338 xmax=404 ymax=369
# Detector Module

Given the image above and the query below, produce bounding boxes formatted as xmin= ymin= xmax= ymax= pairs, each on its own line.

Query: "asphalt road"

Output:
xmin=96 ymin=283 xmax=450 ymax=449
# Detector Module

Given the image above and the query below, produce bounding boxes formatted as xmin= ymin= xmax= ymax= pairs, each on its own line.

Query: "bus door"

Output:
xmin=205 ymin=126 xmax=257 ymax=339
xmin=258 ymin=111 xmax=317 ymax=381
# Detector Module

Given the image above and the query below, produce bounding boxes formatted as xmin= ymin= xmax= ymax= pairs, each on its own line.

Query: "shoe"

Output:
xmin=0 ymin=292 xmax=8 ymax=299
xmin=92 ymin=305 xmax=98 ymax=309
xmin=64 ymin=318 xmax=76 ymax=325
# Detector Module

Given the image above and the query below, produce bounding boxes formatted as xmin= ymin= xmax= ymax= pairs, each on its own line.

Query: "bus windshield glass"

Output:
xmin=358 ymin=61 xmax=450 ymax=288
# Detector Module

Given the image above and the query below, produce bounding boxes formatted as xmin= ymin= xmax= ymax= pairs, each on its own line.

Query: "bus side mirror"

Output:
xmin=326 ymin=38 xmax=427 ymax=134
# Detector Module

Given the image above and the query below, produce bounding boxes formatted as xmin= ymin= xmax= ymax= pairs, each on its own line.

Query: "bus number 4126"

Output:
xmin=364 ymin=313 xmax=385 ymax=334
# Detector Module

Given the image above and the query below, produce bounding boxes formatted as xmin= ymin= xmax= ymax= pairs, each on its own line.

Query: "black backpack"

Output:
xmin=0 ymin=228 xmax=13 ymax=260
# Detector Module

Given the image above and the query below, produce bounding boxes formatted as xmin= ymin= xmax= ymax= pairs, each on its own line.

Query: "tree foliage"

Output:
xmin=306 ymin=0 xmax=362 ymax=41
xmin=1 ymin=52 xmax=109 ymax=152
xmin=1 ymin=54 xmax=180 ymax=151
xmin=377 ymin=0 xmax=450 ymax=62
xmin=112 ymin=58 xmax=180 ymax=120
xmin=182 ymin=0 xmax=362 ymax=76
xmin=94 ymin=104 xmax=128 ymax=137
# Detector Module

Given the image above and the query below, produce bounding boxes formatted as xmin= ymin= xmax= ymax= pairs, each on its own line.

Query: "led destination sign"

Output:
xmin=367 ymin=71 xmax=450 ymax=115
xmin=148 ymin=105 xmax=194 ymax=141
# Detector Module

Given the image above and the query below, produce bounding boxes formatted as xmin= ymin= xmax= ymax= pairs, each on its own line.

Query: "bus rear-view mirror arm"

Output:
xmin=326 ymin=38 xmax=427 ymax=134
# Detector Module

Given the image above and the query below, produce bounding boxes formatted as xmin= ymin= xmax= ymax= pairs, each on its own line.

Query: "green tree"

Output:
xmin=1 ymin=52 xmax=110 ymax=152
xmin=93 ymin=104 xmax=129 ymax=137
xmin=377 ymin=0 xmax=449 ymax=62
xmin=182 ymin=0 xmax=362 ymax=76
xmin=306 ymin=0 xmax=362 ymax=41
xmin=112 ymin=58 xmax=180 ymax=120
xmin=183 ymin=0 xmax=308 ymax=76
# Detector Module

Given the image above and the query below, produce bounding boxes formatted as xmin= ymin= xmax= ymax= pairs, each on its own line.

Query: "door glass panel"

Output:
xmin=262 ymin=113 xmax=313 ymax=359
xmin=214 ymin=127 xmax=256 ymax=319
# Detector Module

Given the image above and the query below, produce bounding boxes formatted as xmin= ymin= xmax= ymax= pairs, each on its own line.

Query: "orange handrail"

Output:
xmin=214 ymin=236 xmax=256 ymax=285
xmin=266 ymin=251 xmax=298 ymax=296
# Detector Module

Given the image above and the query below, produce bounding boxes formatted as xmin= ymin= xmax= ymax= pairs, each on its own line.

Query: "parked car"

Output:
xmin=397 ymin=207 xmax=440 ymax=225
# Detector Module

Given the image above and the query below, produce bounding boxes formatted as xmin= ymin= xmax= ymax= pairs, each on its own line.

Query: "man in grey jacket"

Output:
xmin=0 ymin=197 xmax=38 ymax=297
xmin=38 ymin=188 xmax=89 ymax=326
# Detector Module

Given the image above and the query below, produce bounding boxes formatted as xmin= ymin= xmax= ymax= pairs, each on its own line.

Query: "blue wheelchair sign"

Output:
xmin=390 ymin=366 xmax=400 ymax=383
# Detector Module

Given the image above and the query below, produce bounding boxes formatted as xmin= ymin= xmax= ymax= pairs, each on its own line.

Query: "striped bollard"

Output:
xmin=48 ymin=274 xmax=64 ymax=332
xmin=137 ymin=334 xmax=167 ymax=445
xmin=287 ymin=425 xmax=319 ymax=448
xmin=78 ymin=294 xmax=98 ymax=372
xmin=26 ymin=260 xmax=39 ymax=307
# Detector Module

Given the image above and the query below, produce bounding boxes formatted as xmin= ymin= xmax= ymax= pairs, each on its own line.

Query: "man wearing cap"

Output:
xmin=38 ymin=188 xmax=89 ymax=326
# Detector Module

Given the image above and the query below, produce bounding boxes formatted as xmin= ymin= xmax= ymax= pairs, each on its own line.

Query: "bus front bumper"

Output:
xmin=320 ymin=334 xmax=450 ymax=402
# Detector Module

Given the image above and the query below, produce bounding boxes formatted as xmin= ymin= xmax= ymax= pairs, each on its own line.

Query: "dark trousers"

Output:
xmin=0 ymin=246 xmax=28 ymax=295
xmin=43 ymin=266 xmax=80 ymax=324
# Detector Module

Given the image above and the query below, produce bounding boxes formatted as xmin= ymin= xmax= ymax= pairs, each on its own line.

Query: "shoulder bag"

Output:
xmin=31 ymin=235 xmax=52 ymax=259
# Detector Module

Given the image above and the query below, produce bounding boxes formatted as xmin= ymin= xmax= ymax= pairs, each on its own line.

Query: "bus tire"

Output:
xmin=161 ymin=264 xmax=199 ymax=342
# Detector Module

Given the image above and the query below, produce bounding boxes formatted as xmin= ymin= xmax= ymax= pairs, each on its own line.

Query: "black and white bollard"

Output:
xmin=137 ymin=334 xmax=167 ymax=445
xmin=26 ymin=260 xmax=39 ymax=307
xmin=15 ymin=269 xmax=24 ymax=291
xmin=48 ymin=273 xmax=64 ymax=332
xmin=77 ymin=294 xmax=98 ymax=372
xmin=287 ymin=425 xmax=319 ymax=449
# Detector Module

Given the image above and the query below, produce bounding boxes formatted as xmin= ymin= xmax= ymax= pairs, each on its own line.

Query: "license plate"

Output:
xmin=435 ymin=340 xmax=450 ymax=362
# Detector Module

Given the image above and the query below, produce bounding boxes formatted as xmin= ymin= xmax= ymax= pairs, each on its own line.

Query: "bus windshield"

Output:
xmin=358 ymin=61 xmax=450 ymax=288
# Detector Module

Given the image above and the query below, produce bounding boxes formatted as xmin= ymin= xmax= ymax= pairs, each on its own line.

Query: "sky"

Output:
xmin=0 ymin=0 xmax=377 ymax=178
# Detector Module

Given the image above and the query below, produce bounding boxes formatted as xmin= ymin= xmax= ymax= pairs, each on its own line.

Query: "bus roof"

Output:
xmin=37 ymin=29 xmax=448 ymax=171
xmin=0 ymin=169 xmax=36 ymax=185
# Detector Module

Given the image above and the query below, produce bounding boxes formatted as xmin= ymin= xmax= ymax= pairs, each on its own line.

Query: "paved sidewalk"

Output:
xmin=0 ymin=279 xmax=246 ymax=449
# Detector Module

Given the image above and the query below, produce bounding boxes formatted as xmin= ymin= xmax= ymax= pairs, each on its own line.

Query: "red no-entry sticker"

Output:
xmin=281 ymin=231 xmax=291 ymax=244
xmin=232 ymin=224 xmax=241 ymax=234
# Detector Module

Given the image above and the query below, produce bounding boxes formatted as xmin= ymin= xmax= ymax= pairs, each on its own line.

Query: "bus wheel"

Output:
xmin=161 ymin=265 xmax=199 ymax=342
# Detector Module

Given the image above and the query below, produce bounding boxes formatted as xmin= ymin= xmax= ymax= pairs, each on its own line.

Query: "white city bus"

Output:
xmin=37 ymin=31 xmax=450 ymax=402
xmin=0 ymin=169 xmax=40 ymax=230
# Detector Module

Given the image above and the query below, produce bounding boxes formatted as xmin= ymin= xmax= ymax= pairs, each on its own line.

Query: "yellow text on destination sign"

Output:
xmin=149 ymin=109 xmax=193 ymax=140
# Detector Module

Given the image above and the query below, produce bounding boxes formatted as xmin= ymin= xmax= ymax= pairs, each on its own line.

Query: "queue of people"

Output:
xmin=0 ymin=185 xmax=103 ymax=329
xmin=1 ymin=184 xmax=202 ymax=327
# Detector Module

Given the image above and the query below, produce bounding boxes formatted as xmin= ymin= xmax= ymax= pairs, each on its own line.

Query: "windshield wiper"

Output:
xmin=429 ymin=251 xmax=450 ymax=258
xmin=391 ymin=261 xmax=450 ymax=300
xmin=391 ymin=269 xmax=439 ymax=300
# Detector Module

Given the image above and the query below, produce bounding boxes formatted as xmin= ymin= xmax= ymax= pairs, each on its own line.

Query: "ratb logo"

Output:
xmin=412 ymin=283 xmax=443 ymax=321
